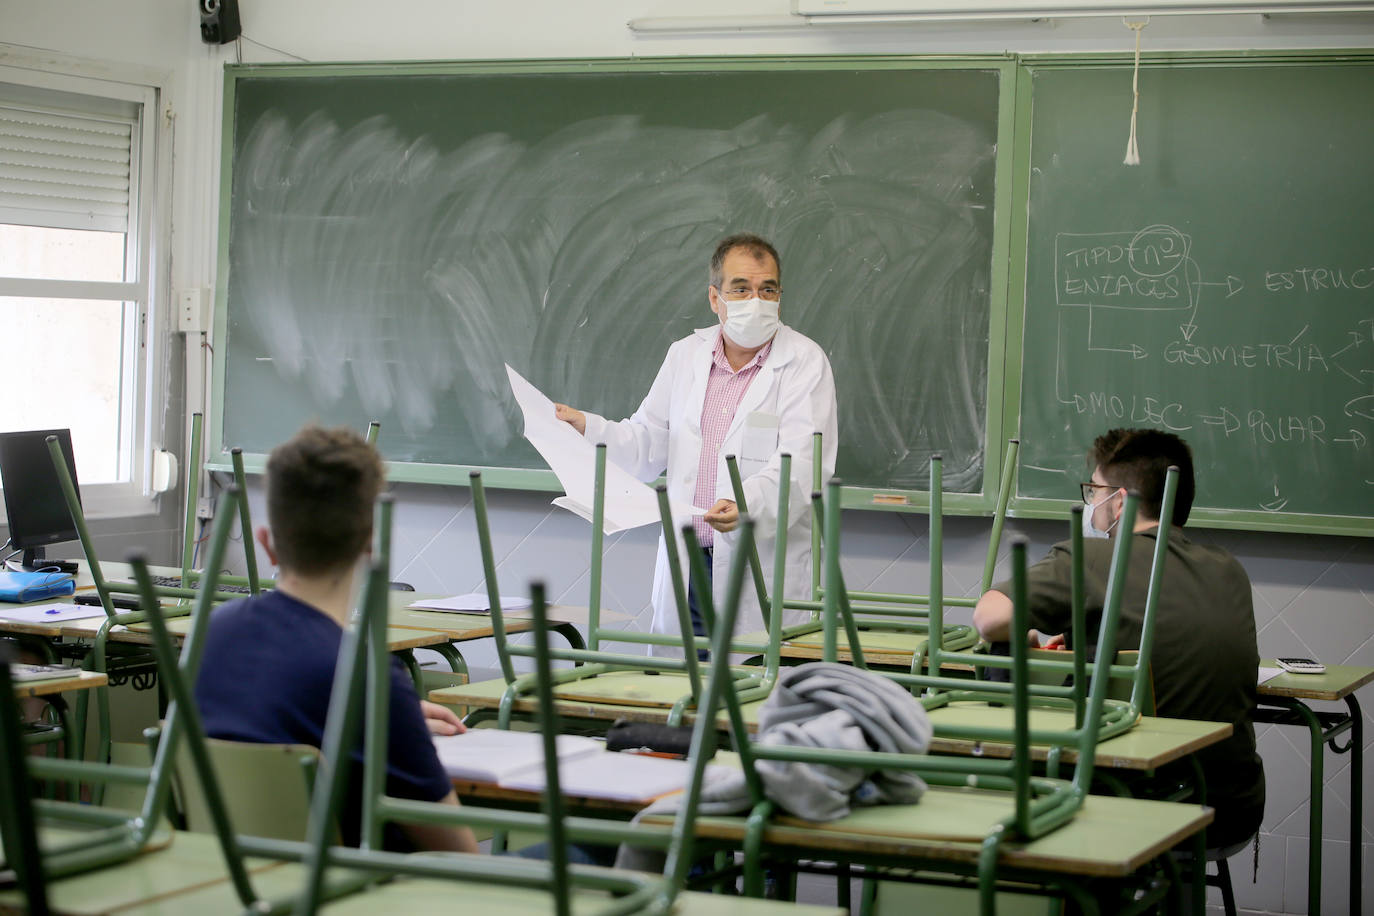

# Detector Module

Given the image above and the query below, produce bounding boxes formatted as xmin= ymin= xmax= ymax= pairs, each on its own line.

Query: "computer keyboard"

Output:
xmin=148 ymin=574 xmax=253 ymax=595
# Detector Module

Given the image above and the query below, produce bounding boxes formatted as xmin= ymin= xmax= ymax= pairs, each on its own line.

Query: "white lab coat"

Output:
xmin=582 ymin=325 xmax=838 ymax=646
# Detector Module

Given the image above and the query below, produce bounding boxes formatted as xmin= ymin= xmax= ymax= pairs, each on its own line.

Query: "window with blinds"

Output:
xmin=0 ymin=105 xmax=135 ymax=234
xmin=0 ymin=65 xmax=164 ymax=522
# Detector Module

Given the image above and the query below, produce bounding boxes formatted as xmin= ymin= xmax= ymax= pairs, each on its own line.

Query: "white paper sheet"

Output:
xmin=0 ymin=602 xmax=107 ymax=623
xmin=505 ymin=364 xmax=705 ymax=534
xmin=1257 ymin=665 xmax=1285 ymax=685
xmin=407 ymin=593 xmax=532 ymax=613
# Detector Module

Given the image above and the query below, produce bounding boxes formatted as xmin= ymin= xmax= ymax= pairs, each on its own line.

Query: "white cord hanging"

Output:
xmin=1123 ymin=17 xmax=1149 ymax=166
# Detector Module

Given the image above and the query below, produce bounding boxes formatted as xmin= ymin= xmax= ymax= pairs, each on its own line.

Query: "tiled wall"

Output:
xmin=230 ymin=479 xmax=1372 ymax=915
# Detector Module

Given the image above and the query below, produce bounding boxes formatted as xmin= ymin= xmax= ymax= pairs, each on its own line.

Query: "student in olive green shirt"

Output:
xmin=974 ymin=428 xmax=1263 ymax=850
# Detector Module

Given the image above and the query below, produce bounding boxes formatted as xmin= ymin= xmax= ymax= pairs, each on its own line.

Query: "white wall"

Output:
xmin=1 ymin=2 xmax=1370 ymax=913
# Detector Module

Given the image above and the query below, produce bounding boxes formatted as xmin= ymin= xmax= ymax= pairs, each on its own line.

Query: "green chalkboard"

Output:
xmin=1012 ymin=56 xmax=1374 ymax=534
xmin=213 ymin=58 xmax=1013 ymax=507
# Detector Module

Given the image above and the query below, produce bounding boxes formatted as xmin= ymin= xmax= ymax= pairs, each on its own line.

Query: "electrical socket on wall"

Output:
xmin=177 ymin=288 xmax=208 ymax=333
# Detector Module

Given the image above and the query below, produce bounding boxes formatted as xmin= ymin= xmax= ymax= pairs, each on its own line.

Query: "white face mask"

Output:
xmin=720 ymin=295 xmax=781 ymax=349
xmin=1082 ymin=487 xmax=1121 ymax=539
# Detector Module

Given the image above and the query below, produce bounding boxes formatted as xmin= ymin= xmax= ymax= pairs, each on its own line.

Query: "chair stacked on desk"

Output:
xmin=103 ymin=497 xmax=788 ymax=914
xmin=920 ymin=461 xmax=1177 ymax=753
xmin=0 ymin=496 xmax=242 ymax=894
xmin=743 ymin=435 xmax=1011 ymax=675
xmin=654 ymin=483 xmax=1154 ymax=915
xmin=39 ymin=415 xmax=270 ymax=769
xmin=465 ymin=443 xmax=799 ymax=732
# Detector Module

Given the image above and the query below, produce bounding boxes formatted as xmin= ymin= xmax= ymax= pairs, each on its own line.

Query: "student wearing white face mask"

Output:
xmin=554 ymin=234 xmax=838 ymax=654
xmin=973 ymin=428 xmax=1264 ymax=852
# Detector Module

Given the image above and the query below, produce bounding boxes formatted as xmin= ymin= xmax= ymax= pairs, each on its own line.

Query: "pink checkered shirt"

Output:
xmin=693 ymin=331 xmax=773 ymax=547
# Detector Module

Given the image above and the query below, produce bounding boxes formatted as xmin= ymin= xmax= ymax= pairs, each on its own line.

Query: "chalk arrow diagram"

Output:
xmin=1199 ymin=407 xmax=1241 ymax=435
xmin=1180 ymin=269 xmax=1241 ymax=342
xmin=1333 ymin=429 xmax=1368 ymax=449
xmin=1087 ymin=342 xmax=1148 ymax=359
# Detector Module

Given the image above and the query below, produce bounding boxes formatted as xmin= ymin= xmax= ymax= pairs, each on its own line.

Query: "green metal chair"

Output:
xmin=0 ymin=492 xmax=242 ymax=884
xmin=685 ymin=487 xmax=1144 ymax=916
xmin=914 ymin=461 xmax=1181 ymax=743
xmin=738 ymin=435 xmax=1012 ymax=674
xmin=41 ymin=424 xmax=267 ymax=770
xmin=144 ymin=494 xmax=758 ymax=915
xmin=467 ymin=443 xmax=799 ymax=730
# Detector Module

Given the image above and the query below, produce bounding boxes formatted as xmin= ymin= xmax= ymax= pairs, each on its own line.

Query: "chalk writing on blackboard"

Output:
xmin=1047 ymin=225 xmax=1371 ymax=512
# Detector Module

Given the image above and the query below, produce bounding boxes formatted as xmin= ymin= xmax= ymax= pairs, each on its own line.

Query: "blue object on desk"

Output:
xmin=0 ymin=571 xmax=76 ymax=603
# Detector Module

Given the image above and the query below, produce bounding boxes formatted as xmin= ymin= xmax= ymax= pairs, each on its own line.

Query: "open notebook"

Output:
xmin=433 ymin=729 xmax=723 ymax=804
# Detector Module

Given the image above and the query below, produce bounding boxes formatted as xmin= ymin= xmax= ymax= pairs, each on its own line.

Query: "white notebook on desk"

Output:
xmin=434 ymin=729 xmax=718 ymax=802
xmin=434 ymin=729 xmax=602 ymax=783
xmin=407 ymin=593 xmax=533 ymax=614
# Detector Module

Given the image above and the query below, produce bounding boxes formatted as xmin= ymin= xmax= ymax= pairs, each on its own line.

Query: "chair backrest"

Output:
xmin=11 ymin=490 xmax=247 ymax=885
xmin=176 ymin=738 xmax=327 ymax=842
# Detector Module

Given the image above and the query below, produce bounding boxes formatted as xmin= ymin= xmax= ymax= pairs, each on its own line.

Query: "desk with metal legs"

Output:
xmin=431 ymin=674 xmax=1231 ymax=772
xmin=1255 ymin=661 xmax=1372 ymax=916
xmin=0 ymin=827 xmax=845 ymax=916
xmin=384 ymin=592 xmax=629 ymax=677
xmin=644 ymin=788 xmax=1211 ymax=914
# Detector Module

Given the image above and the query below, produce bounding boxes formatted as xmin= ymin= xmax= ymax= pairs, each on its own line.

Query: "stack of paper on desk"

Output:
xmin=505 ymin=365 xmax=706 ymax=534
xmin=433 ymin=729 xmax=719 ymax=803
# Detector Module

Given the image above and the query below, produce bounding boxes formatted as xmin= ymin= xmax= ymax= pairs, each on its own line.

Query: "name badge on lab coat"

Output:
xmin=739 ymin=411 xmax=780 ymax=476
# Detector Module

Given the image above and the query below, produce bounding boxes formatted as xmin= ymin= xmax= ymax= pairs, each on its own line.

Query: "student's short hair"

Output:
xmin=1089 ymin=428 xmax=1196 ymax=527
xmin=265 ymin=425 xmax=383 ymax=575
xmin=709 ymin=233 xmax=782 ymax=290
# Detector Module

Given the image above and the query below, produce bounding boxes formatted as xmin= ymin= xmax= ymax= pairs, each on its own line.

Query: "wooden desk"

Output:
xmin=644 ymin=789 xmax=1210 ymax=909
xmin=430 ymin=673 xmax=1231 ymax=773
xmin=924 ymin=702 xmax=1231 ymax=771
xmin=57 ymin=614 xmax=449 ymax=655
xmin=1255 ymin=661 xmax=1372 ymax=916
xmin=0 ymin=828 xmax=843 ymax=916
xmin=739 ymin=624 xmax=979 ymax=668
xmin=388 ymin=594 xmax=633 ymax=669
xmin=658 ymin=790 xmax=1209 ymax=878
xmin=11 ymin=668 xmax=108 ymax=700
xmin=0 ymin=830 xmax=283 ymax=916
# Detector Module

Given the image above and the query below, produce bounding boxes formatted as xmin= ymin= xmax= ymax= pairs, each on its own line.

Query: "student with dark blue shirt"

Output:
xmin=194 ymin=424 xmax=477 ymax=853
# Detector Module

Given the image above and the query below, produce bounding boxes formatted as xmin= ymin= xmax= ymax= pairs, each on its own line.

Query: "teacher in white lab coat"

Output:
xmin=554 ymin=233 xmax=838 ymax=654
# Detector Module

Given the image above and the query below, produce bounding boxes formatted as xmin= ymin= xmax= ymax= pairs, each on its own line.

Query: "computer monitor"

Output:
xmin=0 ymin=428 xmax=81 ymax=572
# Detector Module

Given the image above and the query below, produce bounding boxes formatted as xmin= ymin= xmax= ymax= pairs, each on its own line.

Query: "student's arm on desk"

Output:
xmin=405 ymin=790 xmax=480 ymax=854
xmin=973 ymin=590 xmax=1063 ymax=647
xmin=421 ymin=700 xmax=466 ymax=736
xmin=973 ymin=589 xmax=1013 ymax=642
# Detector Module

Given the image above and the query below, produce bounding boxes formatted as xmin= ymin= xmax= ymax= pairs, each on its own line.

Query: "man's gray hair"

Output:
xmin=709 ymin=233 xmax=781 ymax=289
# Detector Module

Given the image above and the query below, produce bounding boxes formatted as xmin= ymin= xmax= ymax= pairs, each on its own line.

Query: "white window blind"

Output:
xmin=0 ymin=104 xmax=134 ymax=234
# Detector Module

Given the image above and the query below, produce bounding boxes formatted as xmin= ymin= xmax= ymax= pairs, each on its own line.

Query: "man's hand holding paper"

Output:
xmin=505 ymin=365 xmax=704 ymax=534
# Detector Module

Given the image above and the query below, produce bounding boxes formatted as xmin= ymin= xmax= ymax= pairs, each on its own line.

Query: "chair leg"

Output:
xmin=1212 ymin=856 xmax=1237 ymax=916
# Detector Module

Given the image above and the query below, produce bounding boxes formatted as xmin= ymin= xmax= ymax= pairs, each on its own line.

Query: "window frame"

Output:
xmin=0 ymin=51 xmax=173 ymax=520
